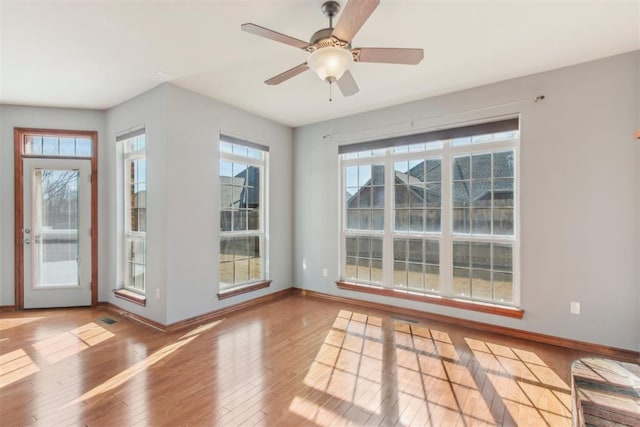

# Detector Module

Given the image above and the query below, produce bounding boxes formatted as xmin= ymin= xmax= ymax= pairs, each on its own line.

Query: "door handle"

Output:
xmin=24 ymin=238 xmax=31 ymax=244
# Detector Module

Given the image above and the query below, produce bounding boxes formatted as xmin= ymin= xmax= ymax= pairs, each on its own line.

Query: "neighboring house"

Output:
xmin=345 ymin=159 xmax=513 ymax=270
xmin=220 ymin=167 xmax=259 ymax=209
xmin=345 ymin=160 xmax=443 ymax=210
xmin=220 ymin=166 xmax=260 ymax=259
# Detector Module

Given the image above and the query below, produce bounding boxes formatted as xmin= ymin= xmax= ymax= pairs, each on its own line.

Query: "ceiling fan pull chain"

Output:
xmin=329 ymin=81 xmax=333 ymax=102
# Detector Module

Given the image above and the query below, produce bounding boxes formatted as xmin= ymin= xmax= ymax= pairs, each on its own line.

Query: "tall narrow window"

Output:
xmin=344 ymin=160 xmax=385 ymax=284
xmin=121 ymin=131 xmax=146 ymax=293
xmin=393 ymin=156 xmax=442 ymax=294
xmin=219 ymin=135 xmax=268 ymax=294
xmin=339 ymin=118 xmax=520 ymax=314
xmin=451 ymin=149 xmax=515 ymax=303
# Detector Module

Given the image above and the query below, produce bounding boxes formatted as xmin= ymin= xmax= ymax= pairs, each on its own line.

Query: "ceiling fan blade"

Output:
xmin=241 ymin=23 xmax=309 ymax=49
xmin=337 ymin=70 xmax=359 ymax=97
xmin=332 ymin=0 xmax=379 ymax=43
xmin=265 ymin=63 xmax=309 ymax=85
xmin=354 ymin=47 xmax=424 ymax=64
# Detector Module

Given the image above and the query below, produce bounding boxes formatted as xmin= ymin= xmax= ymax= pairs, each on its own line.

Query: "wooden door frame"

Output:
xmin=14 ymin=128 xmax=99 ymax=309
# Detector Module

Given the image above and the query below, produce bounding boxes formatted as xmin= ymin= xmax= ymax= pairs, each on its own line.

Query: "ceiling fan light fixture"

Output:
xmin=307 ymin=46 xmax=353 ymax=82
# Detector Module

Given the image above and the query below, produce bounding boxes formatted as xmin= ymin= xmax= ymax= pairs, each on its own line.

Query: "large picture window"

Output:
xmin=121 ymin=131 xmax=146 ymax=293
xmin=219 ymin=135 xmax=268 ymax=293
xmin=340 ymin=118 xmax=519 ymax=311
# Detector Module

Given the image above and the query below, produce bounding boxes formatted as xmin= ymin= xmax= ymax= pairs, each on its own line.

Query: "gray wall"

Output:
xmin=1 ymin=83 xmax=293 ymax=327
xmin=105 ymin=85 xmax=170 ymax=323
xmin=162 ymin=84 xmax=293 ymax=324
xmin=1 ymin=52 xmax=637 ymax=351
xmin=0 ymin=106 xmax=107 ymax=306
xmin=293 ymin=51 xmax=640 ymax=351
xmin=105 ymin=83 xmax=293 ymax=325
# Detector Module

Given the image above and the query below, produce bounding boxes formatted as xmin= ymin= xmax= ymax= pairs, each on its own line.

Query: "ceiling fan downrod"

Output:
xmin=321 ymin=1 xmax=341 ymax=29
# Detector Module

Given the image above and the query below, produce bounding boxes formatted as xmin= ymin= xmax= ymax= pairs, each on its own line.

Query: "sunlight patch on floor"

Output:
xmin=293 ymin=310 xmax=384 ymax=425
xmin=32 ymin=322 xmax=114 ymax=364
xmin=467 ymin=337 xmax=572 ymax=426
xmin=290 ymin=310 xmax=574 ymax=426
xmin=180 ymin=319 xmax=224 ymax=340
xmin=393 ymin=322 xmax=495 ymax=426
xmin=293 ymin=310 xmax=497 ymax=426
xmin=66 ymin=334 xmax=198 ymax=406
xmin=63 ymin=320 xmax=220 ymax=409
xmin=0 ymin=316 xmax=44 ymax=332
xmin=0 ymin=348 xmax=40 ymax=388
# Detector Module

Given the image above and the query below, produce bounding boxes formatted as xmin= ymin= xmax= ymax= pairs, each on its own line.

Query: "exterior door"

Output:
xmin=22 ymin=158 xmax=91 ymax=308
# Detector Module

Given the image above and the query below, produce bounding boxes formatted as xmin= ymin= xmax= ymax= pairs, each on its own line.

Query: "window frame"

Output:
xmin=339 ymin=122 xmax=521 ymax=317
xmin=122 ymin=135 xmax=147 ymax=295
xmin=13 ymin=128 xmax=99 ymax=309
xmin=218 ymin=137 xmax=269 ymax=296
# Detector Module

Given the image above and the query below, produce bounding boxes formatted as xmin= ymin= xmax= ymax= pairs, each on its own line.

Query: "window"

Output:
xmin=23 ymin=134 xmax=92 ymax=157
xmin=121 ymin=131 xmax=146 ymax=294
xmin=340 ymin=118 xmax=519 ymax=314
xmin=219 ymin=135 xmax=268 ymax=293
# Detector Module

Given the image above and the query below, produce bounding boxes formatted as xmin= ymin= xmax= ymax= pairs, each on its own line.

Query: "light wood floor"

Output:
xmin=1 ymin=294 xmax=595 ymax=426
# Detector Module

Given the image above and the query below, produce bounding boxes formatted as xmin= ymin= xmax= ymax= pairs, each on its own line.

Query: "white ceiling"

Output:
xmin=1 ymin=0 xmax=638 ymax=127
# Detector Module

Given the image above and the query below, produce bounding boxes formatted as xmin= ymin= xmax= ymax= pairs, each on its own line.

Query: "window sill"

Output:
xmin=336 ymin=281 xmax=524 ymax=319
xmin=114 ymin=289 xmax=146 ymax=307
xmin=218 ymin=280 xmax=271 ymax=300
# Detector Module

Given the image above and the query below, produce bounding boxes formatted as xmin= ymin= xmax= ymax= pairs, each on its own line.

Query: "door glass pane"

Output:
xmin=34 ymin=169 xmax=79 ymax=287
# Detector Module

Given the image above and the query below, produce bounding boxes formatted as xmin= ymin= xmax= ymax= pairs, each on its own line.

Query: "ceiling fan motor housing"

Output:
xmin=309 ymin=1 xmax=349 ymax=51
xmin=309 ymin=28 xmax=349 ymax=48
xmin=310 ymin=28 xmax=334 ymax=45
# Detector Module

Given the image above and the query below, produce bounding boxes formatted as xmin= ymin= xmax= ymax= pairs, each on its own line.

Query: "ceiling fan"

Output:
xmin=241 ymin=0 xmax=424 ymax=99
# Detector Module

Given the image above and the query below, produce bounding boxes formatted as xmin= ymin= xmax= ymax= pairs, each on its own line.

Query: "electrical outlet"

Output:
xmin=322 ymin=268 xmax=328 ymax=277
xmin=156 ymin=288 xmax=161 ymax=300
xmin=570 ymin=301 xmax=580 ymax=314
